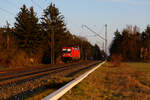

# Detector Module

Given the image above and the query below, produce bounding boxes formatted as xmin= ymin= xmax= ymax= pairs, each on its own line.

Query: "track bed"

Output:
xmin=0 ymin=61 xmax=100 ymax=100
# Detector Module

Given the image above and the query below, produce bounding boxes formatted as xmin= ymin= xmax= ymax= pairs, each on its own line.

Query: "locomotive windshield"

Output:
xmin=62 ymin=48 xmax=71 ymax=53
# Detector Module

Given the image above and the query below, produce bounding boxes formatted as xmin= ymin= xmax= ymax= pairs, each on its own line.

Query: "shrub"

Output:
xmin=0 ymin=49 xmax=35 ymax=68
xmin=111 ymin=54 xmax=122 ymax=67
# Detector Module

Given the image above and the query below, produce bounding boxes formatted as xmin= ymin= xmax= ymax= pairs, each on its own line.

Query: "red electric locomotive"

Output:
xmin=61 ymin=47 xmax=80 ymax=62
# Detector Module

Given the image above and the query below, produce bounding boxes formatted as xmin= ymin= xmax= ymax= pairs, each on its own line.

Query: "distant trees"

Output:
xmin=109 ymin=25 xmax=150 ymax=62
xmin=0 ymin=23 xmax=18 ymax=67
xmin=140 ymin=25 xmax=150 ymax=61
xmin=93 ymin=44 xmax=102 ymax=60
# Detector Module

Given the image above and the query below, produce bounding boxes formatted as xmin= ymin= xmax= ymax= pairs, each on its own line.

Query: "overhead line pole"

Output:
xmin=105 ymin=24 xmax=107 ymax=55
xmin=46 ymin=15 xmax=55 ymax=64
xmin=51 ymin=27 xmax=55 ymax=64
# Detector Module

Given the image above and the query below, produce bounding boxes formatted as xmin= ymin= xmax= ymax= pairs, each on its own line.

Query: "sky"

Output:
xmin=0 ymin=0 xmax=150 ymax=51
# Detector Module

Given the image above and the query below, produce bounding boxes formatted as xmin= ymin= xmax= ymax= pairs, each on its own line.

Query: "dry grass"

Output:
xmin=61 ymin=62 xmax=150 ymax=100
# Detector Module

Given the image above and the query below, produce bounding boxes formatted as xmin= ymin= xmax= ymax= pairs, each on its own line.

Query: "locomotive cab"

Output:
xmin=62 ymin=48 xmax=72 ymax=61
xmin=61 ymin=47 xmax=80 ymax=62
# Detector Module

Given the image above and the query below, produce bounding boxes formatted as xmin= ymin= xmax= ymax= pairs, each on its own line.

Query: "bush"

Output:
xmin=10 ymin=50 xmax=31 ymax=67
xmin=111 ymin=54 xmax=122 ymax=67
xmin=0 ymin=49 xmax=36 ymax=68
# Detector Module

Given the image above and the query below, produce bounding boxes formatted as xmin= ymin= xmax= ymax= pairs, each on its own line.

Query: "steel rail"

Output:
xmin=0 ymin=61 xmax=98 ymax=85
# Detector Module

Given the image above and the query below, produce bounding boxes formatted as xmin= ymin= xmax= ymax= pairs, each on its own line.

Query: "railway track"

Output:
xmin=0 ymin=61 xmax=101 ymax=100
xmin=0 ymin=61 xmax=100 ymax=86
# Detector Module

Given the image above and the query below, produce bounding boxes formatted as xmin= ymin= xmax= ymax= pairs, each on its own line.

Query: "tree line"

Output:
xmin=109 ymin=25 xmax=150 ymax=62
xmin=0 ymin=3 xmax=103 ymax=67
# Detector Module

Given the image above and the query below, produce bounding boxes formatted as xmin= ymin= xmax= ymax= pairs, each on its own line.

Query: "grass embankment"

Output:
xmin=61 ymin=62 xmax=150 ymax=100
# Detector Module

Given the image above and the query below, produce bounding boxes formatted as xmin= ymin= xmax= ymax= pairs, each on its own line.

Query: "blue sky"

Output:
xmin=0 ymin=0 xmax=150 ymax=50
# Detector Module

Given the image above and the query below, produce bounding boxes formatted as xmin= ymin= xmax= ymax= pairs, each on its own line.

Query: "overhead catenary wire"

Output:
xmin=82 ymin=25 xmax=106 ymax=40
xmin=5 ymin=0 xmax=18 ymax=8
xmin=80 ymin=34 xmax=97 ymax=37
xmin=0 ymin=7 xmax=15 ymax=16
xmin=30 ymin=0 xmax=43 ymax=10
xmin=0 ymin=1 xmax=18 ymax=27
xmin=0 ymin=17 xmax=6 ymax=27
xmin=82 ymin=24 xmax=108 ymax=55
xmin=98 ymin=25 xmax=105 ymax=35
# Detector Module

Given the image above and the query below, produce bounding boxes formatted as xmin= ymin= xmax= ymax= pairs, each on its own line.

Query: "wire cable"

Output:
xmin=0 ymin=7 xmax=15 ymax=16
xmin=30 ymin=0 xmax=43 ymax=10
xmin=82 ymin=25 xmax=106 ymax=40
xmin=5 ymin=0 xmax=17 ymax=7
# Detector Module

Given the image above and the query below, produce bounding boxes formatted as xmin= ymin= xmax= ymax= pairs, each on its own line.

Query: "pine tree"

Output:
xmin=109 ymin=29 xmax=123 ymax=55
xmin=14 ymin=5 xmax=42 ymax=56
xmin=41 ymin=3 xmax=68 ymax=63
xmin=93 ymin=44 xmax=102 ymax=60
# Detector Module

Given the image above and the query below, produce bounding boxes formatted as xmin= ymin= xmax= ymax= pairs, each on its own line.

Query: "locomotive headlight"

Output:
xmin=62 ymin=49 xmax=66 ymax=51
xmin=67 ymin=49 xmax=71 ymax=52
